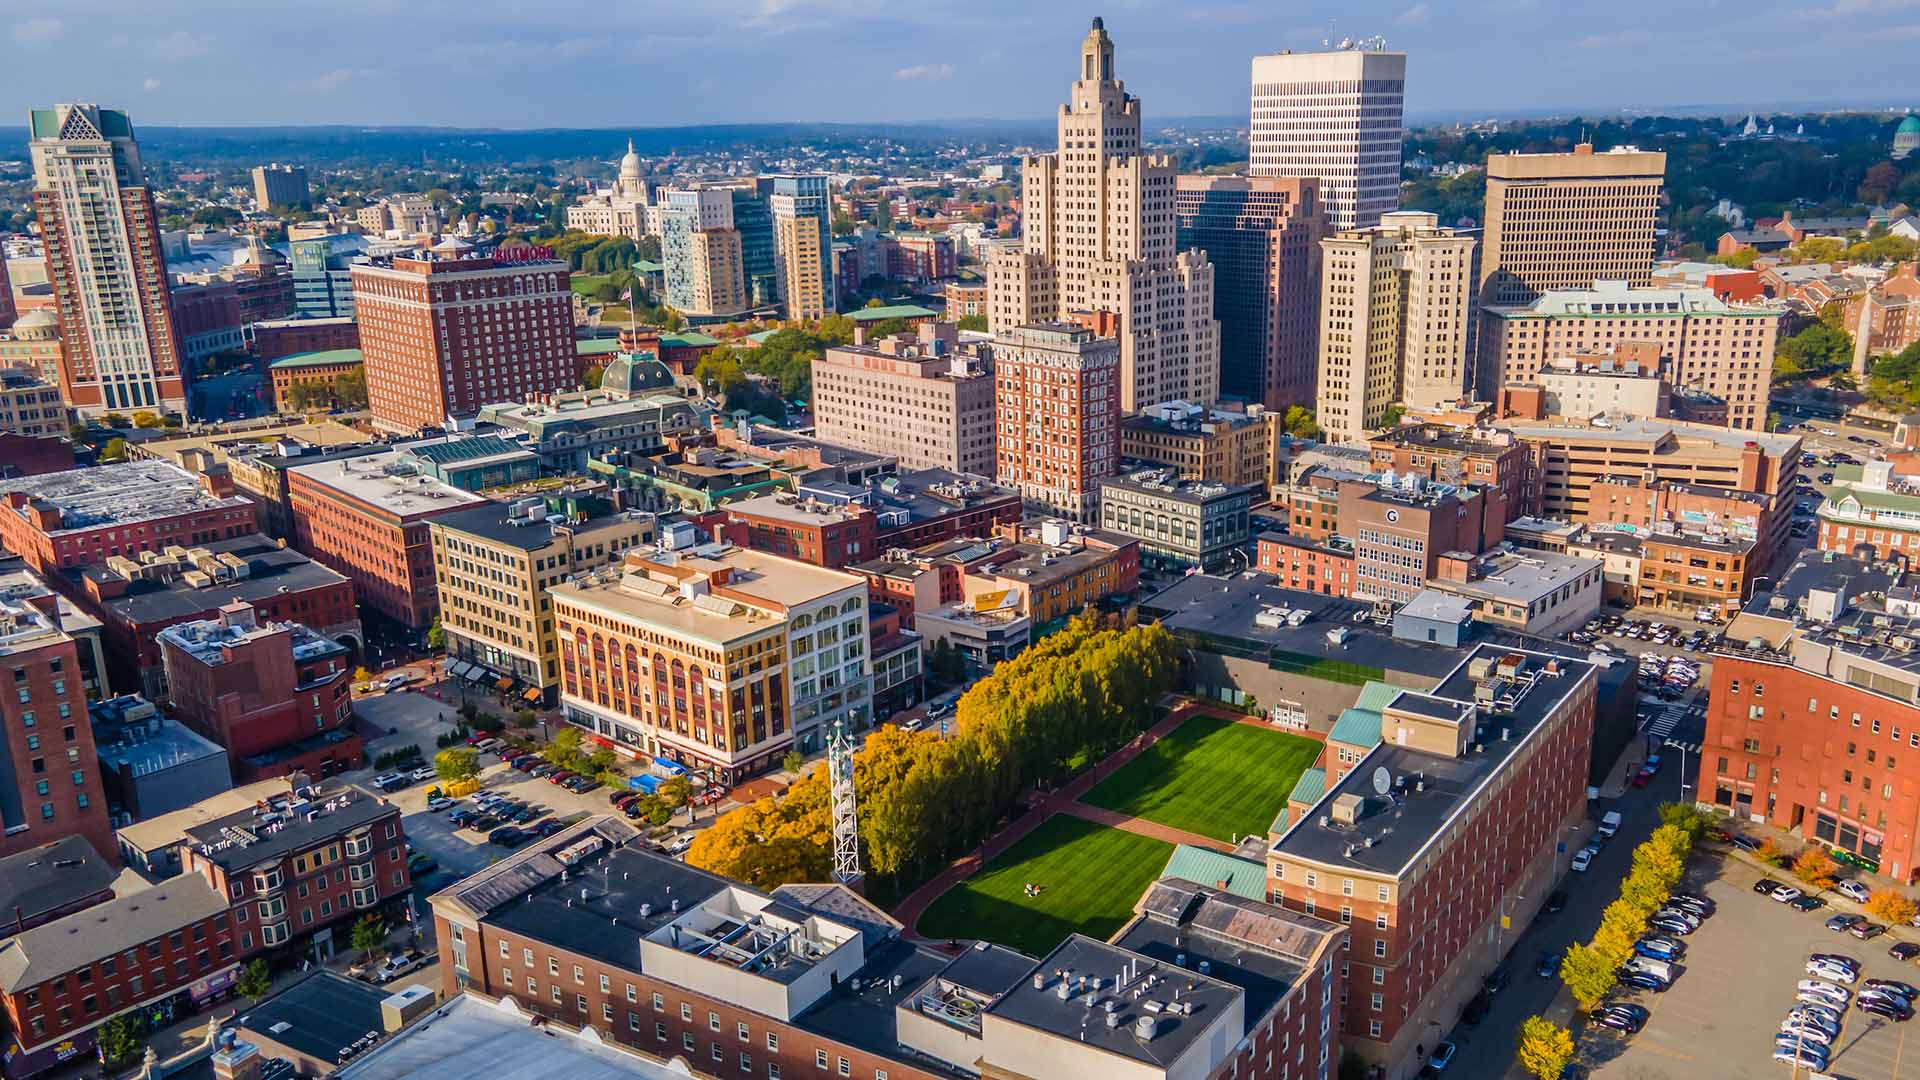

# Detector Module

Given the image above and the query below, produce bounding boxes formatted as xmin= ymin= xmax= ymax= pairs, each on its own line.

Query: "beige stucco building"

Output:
xmin=1480 ymin=144 xmax=1666 ymax=308
xmin=1484 ymin=282 xmax=1783 ymax=431
xmin=810 ymin=323 xmax=996 ymax=475
xmin=1314 ymin=211 xmax=1476 ymax=442
xmin=988 ymin=19 xmax=1218 ymax=412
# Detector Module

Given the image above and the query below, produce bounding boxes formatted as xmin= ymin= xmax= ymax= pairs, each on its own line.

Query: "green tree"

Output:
xmin=350 ymin=914 xmax=387 ymax=964
xmin=1282 ymin=405 xmax=1321 ymax=440
xmin=1710 ymin=247 xmax=1760 ymax=269
xmin=237 ymin=958 xmax=273 ymax=999
xmin=781 ymin=749 xmax=807 ymax=775
xmin=425 ymin=617 xmax=445 ymax=651
xmin=956 ymin=314 xmax=988 ymax=332
xmin=332 ymin=368 xmax=369 ymax=410
xmin=1558 ymin=943 xmax=1618 ymax=1012
xmin=99 ymin=437 xmax=128 ymax=462
xmin=96 ymin=1013 xmax=144 ymax=1068
xmin=1379 ymin=404 xmax=1406 ymax=429
xmin=659 ymin=775 xmax=694 ymax=810
xmin=1515 ymin=1016 xmax=1575 ymax=1080
xmin=583 ymin=364 xmax=606 ymax=389
xmin=433 ymin=747 xmax=479 ymax=783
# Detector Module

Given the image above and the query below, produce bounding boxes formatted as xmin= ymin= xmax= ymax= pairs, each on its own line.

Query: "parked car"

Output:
xmin=1544 ymin=890 xmax=1568 ymax=914
xmin=1595 ymin=1008 xmax=1644 ymax=1034
xmin=531 ymin=818 xmax=567 ymax=837
xmin=1619 ymin=970 xmax=1667 ymax=992
xmin=408 ymin=766 xmax=435 ymax=783
xmin=1890 ymin=943 xmax=1920 ymax=962
xmin=488 ymin=826 xmax=530 ymax=848
xmin=1808 ymin=959 xmax=1859 ymax=984
xmin=1797 ymin=979 xmax=1851 ymax=1007
xmin=1427 ymin=1042 xmax=1457 ymax=1072
xmin=1835 ymin=879 xmax=1873 ymax=904
xmin=406 ymin=852 xmax=437 ymax=876
xmin=1483 ymin=967 xmax=1510 ymax=995
xmin=1755 ymin=877 xmax=1785 ymax=894
xmin=1535 ymin=950 xmax=1561 ymax=977
xmin=1827 ymin=914 xmax=1866 ymax=933
xmin=425 ymin=796 xmax=452 ymax=813
xmin=1635 ymin=937 xmax=1683 ymax=962
xmin=1849 ymin=921 xmax=1889 ymax=941
xmin=662 ymin=833 xmax=694 ymax=857
xmin=371 ymin=772 xmax=407 ymax=792
xmin=1571 ymin=847 xmax=1596 ymax=872
xmin=1864 ymin=978 xmax=1920 ymax=1001
xmin=371 ymin=950 xmax=428 ymax=984
xmin=1859 ymin=995 xmax=1915 ymax=1021
xmin=1790 ymin=1002 xmax=1842 ymax=1029
xmin=1647 ymin=915 xmax=1694 ymax=937
xmin=1808 ymin=952 xmax=1860 ymax=975
xmin=1788 ymin=895 xmax=1826 ymax=912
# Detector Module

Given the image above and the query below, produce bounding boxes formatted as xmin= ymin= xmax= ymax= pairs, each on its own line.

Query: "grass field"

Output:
xmin=570 ymin=273 xmax=611 ymax=295
xmin=1080 ymin=714 xmax=1321 ymax=842
xmin=915 ymin=815 xmax=1172 ymax=957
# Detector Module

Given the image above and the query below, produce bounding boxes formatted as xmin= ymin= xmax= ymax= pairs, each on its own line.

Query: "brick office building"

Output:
xmin=1268 ymin=644 xmax=1598 ymax=1079
xmin=1256 ymin=532 xmax=1357 ymax=596
xmin=1339 ymin=477 xmax=1506 ymax=606
xmin=993 ymin=323 xmax=1121 ymax=522
xmin=1703 ymin=550 xmax=1920 ymax=879
xmin=0 ymin=460 xmax=257 ymax=579
xmin=0 ymin=591 xmax=116 ymax=866
xmin=810 ymin=324 xmax=997 ymax=476
xmin=350 ymin=246 xmax=573 ymax=433
xmin=718 ymin=496 xmax=876 ymax=570
xmin=158 ymin=604 xmax=358 ymax=782
xmin=247 ymin=315 xmax=359 ymax=363
xmin=434 ymin=817 xmax=1346 ymax=1080
xmin=175 ymin=780 xmax=410 ymax=962
xmin=0 ymin=878 xmax=236 ymax=1079
xmin=1586 ymin=474 xmax=1782 ymax=572
xmin=287 ymin=449 xmax=487 ymax=628
xmin=1366 ymin=425 xmax=1529 ymax=525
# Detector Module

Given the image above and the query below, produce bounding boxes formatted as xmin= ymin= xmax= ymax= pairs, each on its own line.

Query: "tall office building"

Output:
xmin=250 ymin=162 xmax=309 ymax=210
xmin=1249 ymin=45 xmax=1406 ymax=229
xmin=289 ymin=236 xmax=357 ymax=318
xmin=732 ymin=185 xmax=778 ymax=306
xmin=994 ymin=322 xmax=1121 ymax=522
xmin=27 ymin=103 xmax=186 ymax=414
xmin=1480 ymin=143 xmax=1667 ymax=307
xmin=1174 ymin=175 xmax=1325 ymax=410
xmin=0 ymin=253 xmax=14 ymax=329
xmin=1314 ymin=211 xmax=1476 ymax=443
xmin=350 ymin=244 xmax=574 ymax=432
xmin=988 ymin=18 xmax=1219 ymax=412
xmin=767 ymin=175 xmax=834 ymax=319
xmin=661 ymin=188 xmax=749 ymax=319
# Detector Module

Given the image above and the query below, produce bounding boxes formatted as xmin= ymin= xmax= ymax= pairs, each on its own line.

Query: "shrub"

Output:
xmin=1866 ymin=889 xmax=1919 ymax=926
xmin=434 ymin=747 xmax=480 ymax=783
xmin=1756 ymin=837 xmax=1789 ymax=867
xmin=1793 ymin=848 xmax=1840 ymax=890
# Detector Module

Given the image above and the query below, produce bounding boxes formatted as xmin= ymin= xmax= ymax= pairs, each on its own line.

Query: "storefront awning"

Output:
xmin=447 ymin=661 xmax=474 ymax=681
xmin=521 ymin=688 xmax=542 ymax=703
xmin=495 ymin=677 xmax=515 ymax=692
xmin=463 ymin=666 xmax=490 ymax=684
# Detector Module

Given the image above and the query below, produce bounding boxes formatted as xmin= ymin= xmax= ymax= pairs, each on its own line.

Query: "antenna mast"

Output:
xmin=828 ymin=721 xmax=862 ymax=886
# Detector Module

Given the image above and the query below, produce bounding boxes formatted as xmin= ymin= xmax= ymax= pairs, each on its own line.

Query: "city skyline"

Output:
xmin=4 ymin=3 xmax=1919 ymax=131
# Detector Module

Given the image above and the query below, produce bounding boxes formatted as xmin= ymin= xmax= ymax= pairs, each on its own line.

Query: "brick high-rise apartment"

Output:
xmin=1269 ymin=644 xmax=1597 ymax=1079
xmin=1175 ymin=175 xmax=1325 ymax=410
xmin=350 ymin=245 xmax=573 ymax=433
xmin=0 ymin=590 xmax=116 ymax=865
xmin=988 ymin=18 xmax=1218 ymax=412
xmin=1483 ymin=281 xmax=1783 ymax=431
xmin=1480 ymin=144 xmax=1666 ymax=308
xmin=768 ymin=175 xmax=834 ymax=320
xmin=1249 ymin=46 xmax=1406 ymax=230
xmin=1314 ymin=212 xmax=1476 ymax=442
xmin=993 ymin=323 xmax=1120 ymax=522
xmin=810 ymin=322 xmax=996 ymax=475
xmin=27 ymin=104 xmax=186 ymax=414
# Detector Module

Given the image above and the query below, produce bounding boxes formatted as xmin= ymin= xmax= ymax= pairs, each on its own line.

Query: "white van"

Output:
xmin=1624 ymin=956 xmax=1674 ymax=983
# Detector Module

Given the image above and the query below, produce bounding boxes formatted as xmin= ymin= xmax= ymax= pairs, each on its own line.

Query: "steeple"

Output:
xmin=1080 ymin=16 xmax=1114 ymax=84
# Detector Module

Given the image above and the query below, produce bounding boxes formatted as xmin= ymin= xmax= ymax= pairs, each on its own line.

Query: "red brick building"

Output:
xmin=434 ymin=819 xmax=1345 ymax=1080
xmin=0 ymin=436 xmax=74 ymax=481
xmin=0 ymin=878 xmax=236 ymax=1079
xmin=247 ymin=315 xmax=359 ymax=363
xmin=993 ymin=324 xmax=1120 ymax=522
xmin=1256 ymin=532 xmax=1356 ymax=596
xmin=1267 ymin=645 xmax=1598 ymax=1079
xmin=1366 ymin=424 xmax=1529 ymax=525
xmin=0 ymin=593 xmax=117 ymax=866
xmin=0 ymin=460 xmax=257 ymax=578
xmin=1703 ymin=550 xmax=1920 ymax=879
xmin=351 ymin=246 xmax=573 ymax=433
xmin=158 ymin=604 xmax=358 ymax=782
xmin=721 ymin=496 xmax=876 ymax=569
xmin=287 ymin=449 xmax=487 ymax=628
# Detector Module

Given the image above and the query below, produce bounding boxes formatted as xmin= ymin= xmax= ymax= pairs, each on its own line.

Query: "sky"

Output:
xmin=2 ymin=0 xmax=1919 ymax=130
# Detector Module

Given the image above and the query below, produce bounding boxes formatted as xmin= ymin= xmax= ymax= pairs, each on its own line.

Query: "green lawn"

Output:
xmin=915 ymin=815 xmax=1171 ymax=957
xmin=1081 ymin=714 xmax=1321 ymax=842
xmin=570 ymin=273 xmax=611 ymax=295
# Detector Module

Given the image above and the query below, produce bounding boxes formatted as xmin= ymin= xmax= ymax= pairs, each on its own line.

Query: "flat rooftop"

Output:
xmin=157 ymin=618 xmax=347 ymax=668
xmin=91 ymin=696 xmax=228 ymax=778
xmin=0 ymin=460 xmax=252 ymax=535
xmin=430 ymin=502 xmax=649 ymax=552
xmin=335 ymin=992 xmax=692 ymax=1080
xmin=0 ymin=593 xmax=71 ymax=659
xmin=1272 ymin=643 xmax=1597 ymax=876
xmin=1433 ymin=549 xmax=1603 ymax=605
xmin=236 ymin=972 xmax=391 ymax=1065
xmin=1120 ymin=879 xmax=1338 ymax=1028
xmin=1736 ymin=549 xmax=1920 ymax=680
xmin=117 ymin=778 xmax=302 ymax=857
xmin=1101 ymin=469 xmax=1254 ymax=505
xmin=288 ymin=450 xmax=488 ymax=518
xmin=1503 ymin=416 xmax=1801 ymax=458
xmin=80 ymin=536 xmax=351 ymax=629
xmin=183 ymin=781 xmax=399 ymax=873
xmin=794 ymin=941 xmax=973 ymax=1077
xmin=0 ymin=836 xmax=115 ymax=927
xmin=987 ymin=933 xmax=1242 ymax=1070
xmin=1640 ymin=529 xmax=1756 ymax=556
xmin=480 ymin=842 xmax=731 ymax=976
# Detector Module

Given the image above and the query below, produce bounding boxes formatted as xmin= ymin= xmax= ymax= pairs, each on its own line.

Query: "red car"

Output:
xmin=465 ymin=733 xmax=489 ymax=747
xmin=548 ymin=770 xmax=577 ymax=785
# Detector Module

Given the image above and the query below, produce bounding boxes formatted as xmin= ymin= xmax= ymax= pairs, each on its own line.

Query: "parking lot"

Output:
xmin=1588 ymin=852 xmax=1920 ymax=1078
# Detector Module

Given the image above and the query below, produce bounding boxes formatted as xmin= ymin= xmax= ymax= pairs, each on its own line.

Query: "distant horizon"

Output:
xmin=4 ymin=5 xmax=1916 ymax=132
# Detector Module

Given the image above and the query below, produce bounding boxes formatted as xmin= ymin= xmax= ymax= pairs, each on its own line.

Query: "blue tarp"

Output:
xmin=627 ymin=774 xmax=662 ymax=793
xmin=651 ymin=757 xmax=688 ymax=776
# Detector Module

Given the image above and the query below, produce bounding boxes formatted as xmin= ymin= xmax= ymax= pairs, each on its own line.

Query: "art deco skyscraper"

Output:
xmin=1249 ymin=45 xmax=1406 ymax=230
xmin=988 ymin=18 xmax=1218 ymax=412
xmin=28 ymin=103 xmax=186 ymax=414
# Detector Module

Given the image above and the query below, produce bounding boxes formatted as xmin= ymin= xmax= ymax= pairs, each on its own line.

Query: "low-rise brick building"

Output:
xmin=0 ymin=460 xmax=257 ymax=579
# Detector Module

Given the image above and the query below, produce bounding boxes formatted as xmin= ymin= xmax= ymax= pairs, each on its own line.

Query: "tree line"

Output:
xmin=1556 ymin=803 xmax=1705 ymax=1012
xmin=687 ymin=615 xmax=1181 ymax=891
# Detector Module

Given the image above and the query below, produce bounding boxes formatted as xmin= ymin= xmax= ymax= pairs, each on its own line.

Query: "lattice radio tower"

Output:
xmin=827 ymin=721 xmax=862 ymax=885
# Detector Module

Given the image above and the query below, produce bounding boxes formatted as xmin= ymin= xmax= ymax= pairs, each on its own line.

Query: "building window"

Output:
xmin=709 ymin=1011 xmax=721 ymax=1032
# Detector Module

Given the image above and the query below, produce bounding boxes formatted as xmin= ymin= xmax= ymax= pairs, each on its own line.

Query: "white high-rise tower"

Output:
xmin=1249 ymin=43 xmax=1407 ymax=230
xmin=988 ymin=17 xmax=1219 ymax=412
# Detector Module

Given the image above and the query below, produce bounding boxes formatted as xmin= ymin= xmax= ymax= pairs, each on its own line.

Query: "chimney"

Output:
xmin=211 ymin=1033 xmax=262 ymax=1080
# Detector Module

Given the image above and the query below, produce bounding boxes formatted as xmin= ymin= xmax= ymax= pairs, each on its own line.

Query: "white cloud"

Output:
xmin=14 ymin=17 xmax=63 ymax=45
xmin=1397 ymin=2 xmax=1431 ymax=25
xmin=894 ymin=63 xmax=954 ymax=81
xmin=142 ymin=78 xmax=163 ymax=92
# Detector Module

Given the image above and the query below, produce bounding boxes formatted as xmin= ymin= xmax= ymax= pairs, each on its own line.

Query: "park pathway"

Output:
xmin=892 ymin=697 xmax=1208 ymax=939
xmin=1057 ymin=802 xmax=1233 ymax=851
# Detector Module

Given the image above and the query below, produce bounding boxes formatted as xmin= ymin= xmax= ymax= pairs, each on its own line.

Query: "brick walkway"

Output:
xmin=891 ymin=697 xmax=1205 ymax=939
xmin=1058 ymin=802 xmax=1232 ymax=851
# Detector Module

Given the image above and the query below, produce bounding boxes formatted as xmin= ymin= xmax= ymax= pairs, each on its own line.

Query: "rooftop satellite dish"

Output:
xmin=1372 ymin=766 xmax=1393 ymax=796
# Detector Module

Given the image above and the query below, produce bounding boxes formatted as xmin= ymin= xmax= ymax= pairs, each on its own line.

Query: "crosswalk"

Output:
xmin=1662 ymin=736 xmax=1702 ymax=755
xmin=1643 ymin=702 xmax=1687 ymax=742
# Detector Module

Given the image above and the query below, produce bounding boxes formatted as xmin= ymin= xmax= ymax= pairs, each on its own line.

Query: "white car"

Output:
xmin=1819 ymin=427 xmax=1839 ymax=437
xmin=662 ymin=833 xmax=694 ymax=857
xmin=408 ymin=766 xmax=436 ymax=783
xmin=1791 ymin=1002 xmax=1842 ymax=1028
xmin=1570 ymin=847 xmax=1595 ymax=872
xmin=1807 ymin=960 xmax=1858 ymax=984
xmin=1779 ymin=1021 xmax=1835 ymax=1046
xmin=1834 ymin=880 xmax=1872 ymax=904
xmin=1771 ymin=884 xmax=1805 ymax=903
xmin=1798 ymin=979 xmax=1851 ymax=1006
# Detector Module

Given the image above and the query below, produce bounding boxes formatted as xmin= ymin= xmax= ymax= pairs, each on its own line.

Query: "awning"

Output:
xmin=651 ymin=756 xmax=688 ymax=776
xmin=447 ymin=661 xmax=474 ymax=681
xmin=521 ymin=688 xmax=542 ymax=703
xmin=462 ymin=666 xmax=490 ymax=684
xmin=495 ymin=677 xmax=515 ymax=691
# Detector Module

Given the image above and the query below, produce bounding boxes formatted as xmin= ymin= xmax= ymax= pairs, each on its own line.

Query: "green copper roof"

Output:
xmin=1899 ymin=115 xmax=1920 ymax=135
xmin=1353 ymin=680 xmax=1406 ymax=713
xmin=1328 ymin=708 xmax=1384 ymax=749
xmin=850 ymin=304 xmax=937 ymax=322
xmin=576 ymin=338 xmax=625 ymax=356
xmin=1287 ymin=767 xmax=1327 ymax=808
xmin=1271 ymin=807 xmax=1290 ymax=833
xmin=404 ymin=435 xmax=527 ymax=466
xmin=1160 ymin=844 xmax=1269 ymax=901
xmin=746 ymin=329 xmax=778 ymax=343
xmin=659 ymin=332 xmax=720 ymax=348
xmin=634 ymin=259 xmax=665 ymax=273
xmin=270 ymin=348 xmax=363 ymax=369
